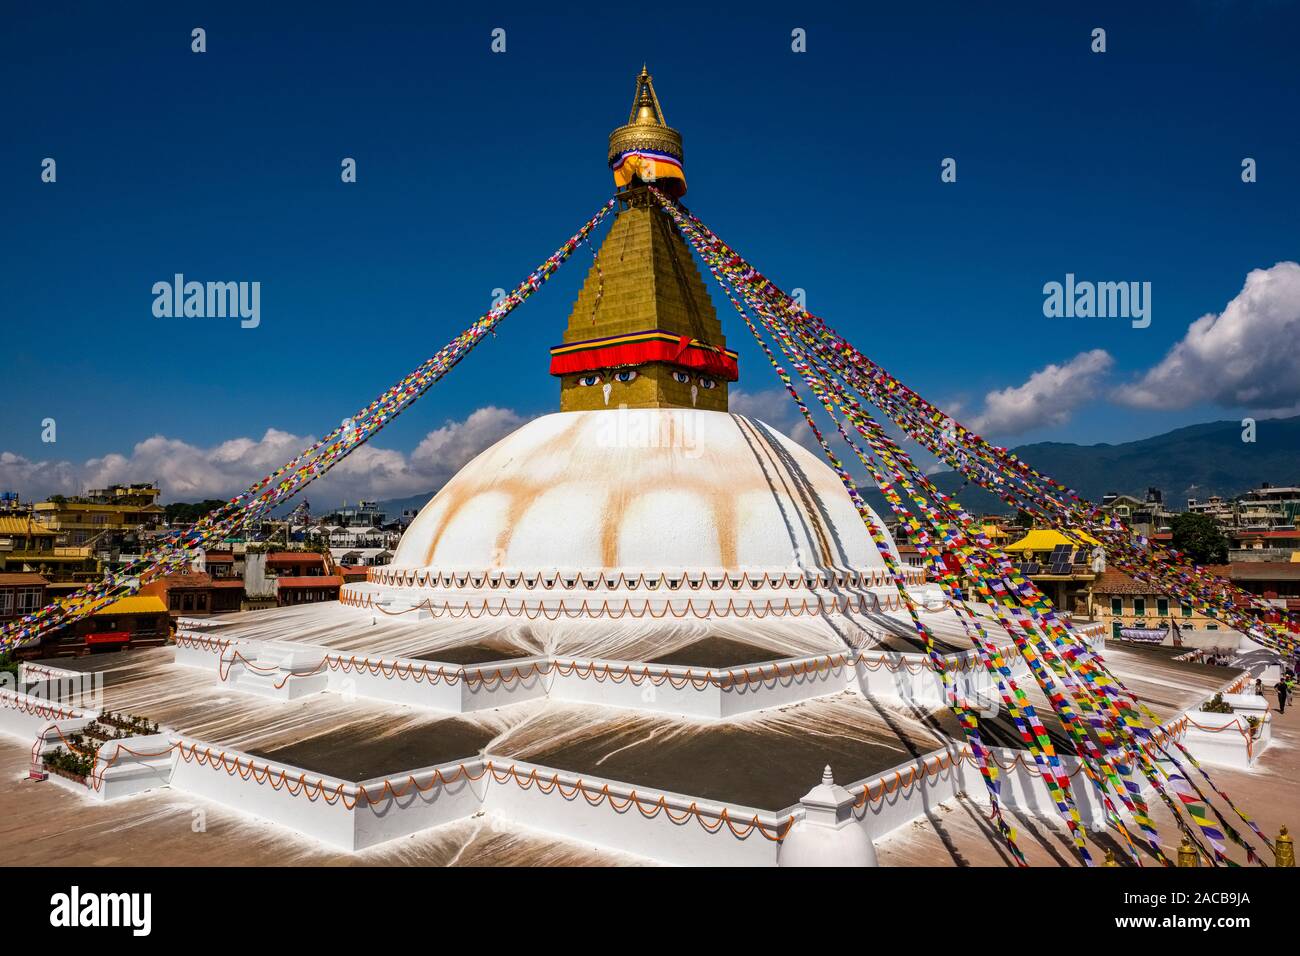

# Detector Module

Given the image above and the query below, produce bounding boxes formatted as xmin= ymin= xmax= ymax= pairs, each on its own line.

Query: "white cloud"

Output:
xmin=0 ymin=451 xmax=84 ymax=498
xmin=968 ymin=349 xmax=1114 ymax=437
xmin=1115 ymin=261 xmax=1300 ymax=415
xmin=0 ymin=407 xmax=531 ymax=507
xmin=730 ymin=388 xmax=801 ymax=431
xmin=409 ymin=406 xmax=527 ymax=485
xmin=80 ymin=430 xmax=308 ymax=500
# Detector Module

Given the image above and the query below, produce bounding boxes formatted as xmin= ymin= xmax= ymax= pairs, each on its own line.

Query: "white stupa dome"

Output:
xmin=388 ymin=408 xmax=896 ymax=576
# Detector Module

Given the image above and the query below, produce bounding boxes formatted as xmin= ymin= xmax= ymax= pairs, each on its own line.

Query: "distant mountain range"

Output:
xmin=376 ymin=416 xmax=1300 ymax=520
xmin=871 ymin=415 xmax=1300 ymax=516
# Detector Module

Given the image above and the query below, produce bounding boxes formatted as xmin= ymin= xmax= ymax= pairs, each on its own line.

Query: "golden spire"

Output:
xmin=549 ymin=68 xmax=733 ymax=413
xmin=628 ymin=64 xmax=668 ymax=126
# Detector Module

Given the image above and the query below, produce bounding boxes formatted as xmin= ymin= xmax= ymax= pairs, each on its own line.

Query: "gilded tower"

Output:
xmin=549 ymin=67 xmax=737 ymax=413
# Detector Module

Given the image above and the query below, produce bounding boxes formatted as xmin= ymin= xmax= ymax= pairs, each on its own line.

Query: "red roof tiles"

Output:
xmin=266 ymin=552 xmax=326 ymax=566
xmin=0 ymin=573 xmax=50 ymax=586
xmin=276 ymin=575 xmax=343 ymax=589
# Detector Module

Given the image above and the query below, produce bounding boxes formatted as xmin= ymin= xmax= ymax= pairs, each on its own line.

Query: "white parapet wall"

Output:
xmin=92 ymin=733 xmax=178 ymax=801
xmin=176 ymin=630 xmax=550 ymax=713
xmin=322 ymin=654 xmax=550 ymax=713
xmin=166 ymin=737 xmax=488 ymax=852
xmin=841 ymin=746 xmax=968 ymax=842
xmin=843 ymin=740 xmax=1136 ymax=847
xmin=176 ymin=622 xmax=1066 ymax=722
xmin=547 ymin=654 xmax=850 ymax=719
xmin=1180 ymin=694 xmax=1270 ymax=770
xmin=219 ymin=641 xmax=331 ymax=700
xmin=0 ymin=688 xmax=97 ymax=744
xmin=850 ymin=649 xmax=1029 ymax=709
xmin=547 ymin=648 xmax=1012 ymax=719
xmin=480 ymin=757 xmax=789 ymax=867
xmin=351 ymin=761 xmax=487 ymax=850
xmin=1223 ymin=693 xmax=1272 ymax=752
xmin=967 ymin=749 xmax=1112 ymax=830
xmin=174 ymin=631 xmax=237 ymax=668
xmin=169 ymin=741 xmax=359 ymax=850
xmin=715 ymin=656 xmax=850 ymax=717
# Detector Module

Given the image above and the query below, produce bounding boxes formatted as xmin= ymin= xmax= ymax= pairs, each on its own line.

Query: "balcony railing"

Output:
xmin=1229 ymin=548 xmax=1296 ymax=562
xmin=1 ymin=546 xmax=94 ymax=560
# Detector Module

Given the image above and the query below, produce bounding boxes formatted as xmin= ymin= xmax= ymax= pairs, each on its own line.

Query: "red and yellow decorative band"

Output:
xmin=549 ymin=329 xmax=739 ymax=380
xmin=611 ymin=149 xmax=686 ymax=196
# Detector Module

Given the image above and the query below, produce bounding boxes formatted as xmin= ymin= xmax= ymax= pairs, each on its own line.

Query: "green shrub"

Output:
xmin=1202 ymin=693 xmax=1234 ymax=714
xmin=44 ymin=746 xmax=96 ymax=779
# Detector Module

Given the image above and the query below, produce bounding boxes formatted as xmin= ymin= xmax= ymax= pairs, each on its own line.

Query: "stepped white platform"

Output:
xmin=2 ymin=631 xmax=1254 ymax=865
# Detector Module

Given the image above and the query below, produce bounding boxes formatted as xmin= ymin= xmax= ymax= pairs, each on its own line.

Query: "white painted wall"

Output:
xmin=480 ymin=757 xmax=784 ymax=866
xmin=323 ymin=655 xmax=550 ymax=712
xmin=0 ymin=689 xmax=96 ymax=743
xmin=168 ymin=741 xmax=358 ymax=850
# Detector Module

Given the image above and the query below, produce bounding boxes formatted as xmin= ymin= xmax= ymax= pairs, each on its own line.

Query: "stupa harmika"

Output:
xmin=0 ymin=69 xmax=1263 ymax=867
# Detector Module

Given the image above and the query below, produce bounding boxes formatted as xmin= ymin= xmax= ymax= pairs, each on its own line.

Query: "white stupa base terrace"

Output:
xmin=3 ymin=618 xmax=1263 ymax=866
xmin=169 ymin=594 xmax=1100 ymax=719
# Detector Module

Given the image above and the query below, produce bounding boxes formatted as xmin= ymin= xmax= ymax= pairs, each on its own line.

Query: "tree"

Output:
xmin=164 ymin=499 xmax=226 ymax=525
xmin=1169 ymin=512 xmax=1229 ymax=565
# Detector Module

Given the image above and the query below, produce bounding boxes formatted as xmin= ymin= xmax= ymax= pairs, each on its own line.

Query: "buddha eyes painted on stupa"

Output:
xmin=671 ymin=370 xmax=716 ymax=389
xmin=579 ymin=370 xmax=640 ymax=386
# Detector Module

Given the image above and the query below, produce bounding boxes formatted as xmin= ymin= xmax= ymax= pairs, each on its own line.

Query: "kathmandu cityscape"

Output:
xmin=2 ymin=1 xmax=1298 ymax=933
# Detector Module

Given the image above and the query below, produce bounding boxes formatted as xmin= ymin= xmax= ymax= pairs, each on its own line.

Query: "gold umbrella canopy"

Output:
xmin=608 ymin=66 xmax=686 ymax=197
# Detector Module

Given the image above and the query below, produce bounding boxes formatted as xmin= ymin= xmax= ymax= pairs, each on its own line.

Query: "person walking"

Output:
xmin=1277 ymin=677 xmax=1292 ymax=715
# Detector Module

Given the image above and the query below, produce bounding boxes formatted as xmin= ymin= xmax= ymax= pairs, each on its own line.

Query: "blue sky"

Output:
xmin=2 ymin=2 xmax=1298 ymax=503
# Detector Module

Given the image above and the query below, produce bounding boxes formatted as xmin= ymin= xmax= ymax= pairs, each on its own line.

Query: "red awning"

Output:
xmin=85 ymin=631 xmax=131 ymax=645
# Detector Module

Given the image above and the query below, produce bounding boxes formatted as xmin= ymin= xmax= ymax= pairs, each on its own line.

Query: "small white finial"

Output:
xmin=781 ymin=763 xmax=878 ymax=866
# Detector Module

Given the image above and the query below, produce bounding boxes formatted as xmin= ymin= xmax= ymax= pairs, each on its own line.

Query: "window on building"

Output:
xmin=1134 ymin=598 xmax=1146 ymax=616
xmin=0 ymin=590 xmax=12 ymax=616
xmin=1182 ymin=603 xmax=1193 ymax=618
xmin=1110 ymin=597 xmax=1122 ymax=616
xmin=1157 ymin=598 xmax=1169 ymax=616
xmin=1207 ymin=624 xmax=1219 ymax=631
xmin=16 ymin=588 xmax=42 ymax=614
